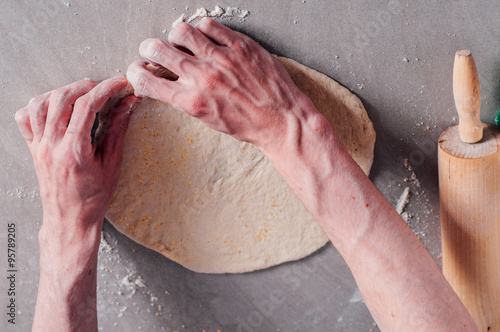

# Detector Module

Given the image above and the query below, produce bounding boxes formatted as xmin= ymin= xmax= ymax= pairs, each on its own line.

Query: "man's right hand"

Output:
xmin=127 ymin=18 xmax=320 ymax=155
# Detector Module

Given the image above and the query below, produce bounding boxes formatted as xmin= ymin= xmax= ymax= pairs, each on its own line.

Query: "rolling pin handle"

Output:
xmin=453 ymin=50 xmax=483 ymax=143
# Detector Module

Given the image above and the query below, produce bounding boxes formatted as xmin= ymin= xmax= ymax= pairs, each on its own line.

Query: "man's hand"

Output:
xmin=127 ymin=18 xmax=317 ymax=154
xmin=15 ymin=76 xmax=140 ymax=331
xmin=16 ymin=76 xmax=139 ymax=225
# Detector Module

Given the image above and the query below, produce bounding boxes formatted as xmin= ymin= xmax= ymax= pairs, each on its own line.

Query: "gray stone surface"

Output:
xmin=1 ymin=0 xmax=499 ymax=331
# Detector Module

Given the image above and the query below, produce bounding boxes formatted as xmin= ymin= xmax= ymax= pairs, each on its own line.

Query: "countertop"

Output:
xmin=1 ymin=1 xmax=499 ymax=331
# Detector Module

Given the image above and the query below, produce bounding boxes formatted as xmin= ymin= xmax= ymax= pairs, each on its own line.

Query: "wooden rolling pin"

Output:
xmin=438 ymin=50 xmax=500 ymax=331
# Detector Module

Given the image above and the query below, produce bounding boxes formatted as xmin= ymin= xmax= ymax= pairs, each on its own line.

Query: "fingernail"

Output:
xmin=134 ymin=90 xmax=146 ymax=98
xmin=128 ymin=69 xmax=149 ymax=97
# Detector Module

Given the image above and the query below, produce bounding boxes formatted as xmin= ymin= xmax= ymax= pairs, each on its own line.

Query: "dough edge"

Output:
xmin=105 ymin=56 xmax=376 ymax=274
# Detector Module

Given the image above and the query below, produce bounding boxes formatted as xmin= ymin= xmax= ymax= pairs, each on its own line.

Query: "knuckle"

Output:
xmin=199 ymin=17 xmax=215 ymax=28
xmin=77 ymin=79 xmax=98 ymax=93
xmin=29 ymin=101 xmax=47 ymax=119
xmin=143 ymin=39 xmax=166 ymax=60
xmin=198 ymin=40 xmax=216 ymax=56
xmin=36 ymin=141 xmax=51 ymax=160
xmin=126 ymin=61 xmax=143 ymax=78
xmin=197 ymin=17 xmax=221 ymax=34
xmin=74 ymin=96 xmax=91 ymax=112
xmin=52 ymin=150 xmax=78 ymax=171
xmin=50 ymin=88 xmax=71 ymax=104
xmin=204 ymin=43 xmax=219 ymax=58
xmin=230 ymin=40 xmax=254 ymax=56
xmin=139 ymin=38 xmax=155 ymax=51
xmin=29 ymin=95 xmax=46 ymax=108
xmin=82 ymin=78 xmax=97 ymax=86
xmin=170 ymin=91 xmax=183 ymax=109
xmin=199 ymin=69 xmax=223 ymax=89
xmin=201 ymin=75 xmax=218 ymax=89
xmin=61 ymin=146 xmax=77 ymax=163
xmin=14 ymin=108 xmax=28 ymax=125
xmin=187 ymin=95 xmax=208 ymax=116
xmin=178 ymin=58 xmax=195 ymax=73
xmin=171 ymin=22 xmax=192 ymax=40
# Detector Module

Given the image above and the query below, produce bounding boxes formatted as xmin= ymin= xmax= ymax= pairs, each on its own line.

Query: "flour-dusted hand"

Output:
xmin=15 ymin=76 xmax=140 ymax=226
xmin=15 ymin=76 xmax=141 ymax=331
xmin=127 ymin=18 xmax=318 ymax=153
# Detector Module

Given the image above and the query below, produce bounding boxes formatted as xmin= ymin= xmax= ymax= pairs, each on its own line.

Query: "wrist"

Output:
xmin=38 ymin=216 xmax=102 ymax=276
xmin=260 ymin=91 xmax=343 ymax=179
xmin=259 ymin=95 xmax=369 ymax=225
xmin=259 ymin=91 xmax=332 ymax=157
xmin=35 ymin=235 xmax=99 ymax=332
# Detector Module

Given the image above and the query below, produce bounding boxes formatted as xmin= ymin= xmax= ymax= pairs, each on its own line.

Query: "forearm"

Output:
xmin=263 ymin=98 xmax=477 ymax=331
xmin=15 ymin=77 xmax=137 ymax=331
xmin=33 ymin=217 xmax=102 ymax=332
xmin=125 ymin=18 xmax=476 ymax=331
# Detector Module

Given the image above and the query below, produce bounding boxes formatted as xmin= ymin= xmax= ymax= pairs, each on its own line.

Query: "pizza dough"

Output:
xmin=106 ymin=57 xmax=375 ymax=273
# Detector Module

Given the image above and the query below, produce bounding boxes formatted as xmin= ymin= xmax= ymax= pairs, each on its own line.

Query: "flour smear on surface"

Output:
xmin=171 ymin=6 xmax=250 ymax=29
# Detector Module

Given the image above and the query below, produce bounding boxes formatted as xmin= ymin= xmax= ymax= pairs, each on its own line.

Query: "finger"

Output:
xmin=195 ymin=18 xmax=242 ymax=47
xmin=168 ymin=22 xmax=216 ymax=56
xmin=92 ymin=82 xmax=135 ymax=145
xmin=66 ymin=76 xmax=128 ymax=153
xmin=27 ymin=93 xmax=51 ymax=142
xmin=100 ymin=95 xmax=141 ymax=168
xmin=44 ymin=80 xmax=97 ymax=142
xmin=14 ymin=107 xmax=34 ymax=143
xmin=127 ymin=61 xmax=179 ymax=103
xmin=139 ymin=38 xmax=197 ymax=76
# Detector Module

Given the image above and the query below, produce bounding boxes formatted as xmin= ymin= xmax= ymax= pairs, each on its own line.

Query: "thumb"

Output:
xmin=100 ymin=95 xmax=141 ymax=168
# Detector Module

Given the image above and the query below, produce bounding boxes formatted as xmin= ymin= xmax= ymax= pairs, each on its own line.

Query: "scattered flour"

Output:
xmin=401 ymin=211 xmax=412 ymax=222
xmin=405 ymin=172 xmax=421 ymax=187
xmin=1 ymin=186 xmax=39 ymax=200
xmin=117 ymin=306 xmax=128 ymax=318
xmin=172 ymin=6 xmax=249 ymax=29
xmin=172 ymin=13 xmax=187 ymax=28
xmin=349 ymin=288 xmax=363 ymax=303
xmin=403 ymin=158 xmax=421 ymax=187
xmin=98 ymin=231 xmax=162 ymax=321
xmin=396 ymin=187 xmax=410 ymax=215
xmin=99 ymin=234 xmax=113 ymax=253
xmin=120 ymin=272 xmax=147 ymax=298
xmin=79 ymin=46 xmax=92 ymax=54
xmin=99 ymin=235 xmax=147 ymax=298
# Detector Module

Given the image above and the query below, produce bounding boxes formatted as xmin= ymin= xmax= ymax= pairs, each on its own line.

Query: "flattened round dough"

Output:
xmin=106 ymin=57 xmax=375 ymax=273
